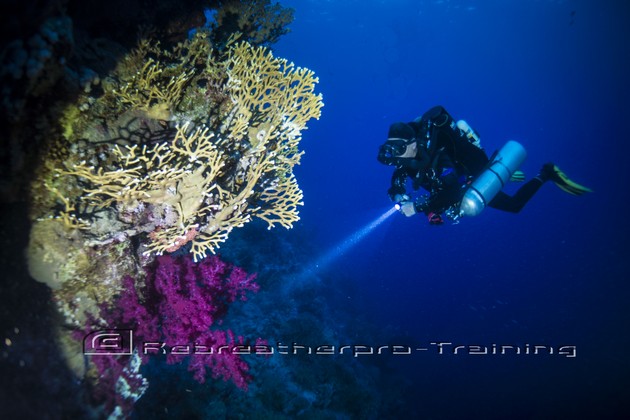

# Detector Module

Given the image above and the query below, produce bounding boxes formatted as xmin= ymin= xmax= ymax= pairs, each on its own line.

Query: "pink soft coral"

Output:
xmin=131 ymin=254 xmax=258 ymax=387
xmin=140 ymin=254 xmax=259 ymax=387
xmin=81 ymin=254 xmax=260 ymax=414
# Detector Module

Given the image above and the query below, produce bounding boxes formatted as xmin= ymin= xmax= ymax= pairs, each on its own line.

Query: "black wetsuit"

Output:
xmin=384 ymin=106 xmax=543 ymax=215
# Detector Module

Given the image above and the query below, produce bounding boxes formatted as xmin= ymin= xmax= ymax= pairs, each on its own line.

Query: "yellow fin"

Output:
xmin=553 ymin=165 xmax=593 ymax=195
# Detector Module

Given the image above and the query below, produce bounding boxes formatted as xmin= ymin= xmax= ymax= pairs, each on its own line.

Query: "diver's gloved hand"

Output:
xmin=393 ymin=194 xmax=410 ymax=203
xmin=398 ymin=201 xmax=417 ymax=217
xmin=393 ymin=194 xmax=417 ymax=216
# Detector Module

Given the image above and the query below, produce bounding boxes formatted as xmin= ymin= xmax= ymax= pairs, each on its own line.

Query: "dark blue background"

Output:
xmin=273 ymin=0 xmax=630 ymax=417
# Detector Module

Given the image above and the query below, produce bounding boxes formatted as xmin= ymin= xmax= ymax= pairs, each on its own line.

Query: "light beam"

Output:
xmin=296 ymin=206 xmax=397 ymax=282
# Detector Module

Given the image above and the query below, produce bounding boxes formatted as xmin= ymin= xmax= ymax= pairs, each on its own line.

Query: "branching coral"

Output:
xmin=114 ymin=57 xmax=196 ymax=120
xmin=109 ymin=31 xmax=219 ymax=121
xmin=53 ymin=39 xmax=323 ymax=261
xmin=225 ymin=41 xmax=322 ymax=175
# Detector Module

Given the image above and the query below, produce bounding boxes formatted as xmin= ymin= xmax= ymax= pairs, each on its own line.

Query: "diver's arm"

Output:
xmin=419 ymin=170 xmax=463 ymax=217
xmin=387 ymin=168 xmax=409 ymax=201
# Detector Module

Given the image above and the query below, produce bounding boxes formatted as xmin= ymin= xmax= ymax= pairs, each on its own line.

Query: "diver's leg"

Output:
xmin=488 ymin=163 xmax=592 ymax=213
xmin=488 ymin=178 xmax=544 ymax=213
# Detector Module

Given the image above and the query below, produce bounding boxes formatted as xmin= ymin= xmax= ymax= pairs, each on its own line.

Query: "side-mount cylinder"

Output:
xmin=459 ymin=140 xmax=527 ymax=217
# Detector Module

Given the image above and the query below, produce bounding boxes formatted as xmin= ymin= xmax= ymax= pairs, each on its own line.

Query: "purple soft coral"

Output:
xmin=131 ymin=254 xmax=258 ymax=387
xmin=81 ymin=254 xmax=260 ymax=414
xmin=142 ymin=255 xmax=259 ymax=387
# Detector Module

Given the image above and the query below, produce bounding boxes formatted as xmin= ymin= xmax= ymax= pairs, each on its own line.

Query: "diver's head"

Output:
xmin=378 ymin=122 xmax=419 ymax=166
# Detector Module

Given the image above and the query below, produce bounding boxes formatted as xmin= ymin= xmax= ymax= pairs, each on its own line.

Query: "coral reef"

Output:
xmin=0 ymin=0 xmax=297 ymax=201
xmin=23 ymin=27 xmax=319 ymax=413
xmin=18 ymin=10 xmax=321 ymax=340
xmin=0 ymin=1 xmax=421 ymax=419
xmin=41 ymin=34 xmax=322 ymax=264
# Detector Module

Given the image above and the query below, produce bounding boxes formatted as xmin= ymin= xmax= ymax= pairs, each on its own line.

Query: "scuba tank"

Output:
xmin=459 ymin=140 xmax=527 ymax=217
xmin=456 ymin=120 xmax=482 ymax=148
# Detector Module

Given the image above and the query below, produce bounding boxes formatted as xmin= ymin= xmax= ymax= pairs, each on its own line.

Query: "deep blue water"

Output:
xmin=272 ymin=0 xmax=630 ymax=417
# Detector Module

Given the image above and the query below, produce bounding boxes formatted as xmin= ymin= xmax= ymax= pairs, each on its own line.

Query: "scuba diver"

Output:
xmin=377 ymin=105 xmax=592 ymax=225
